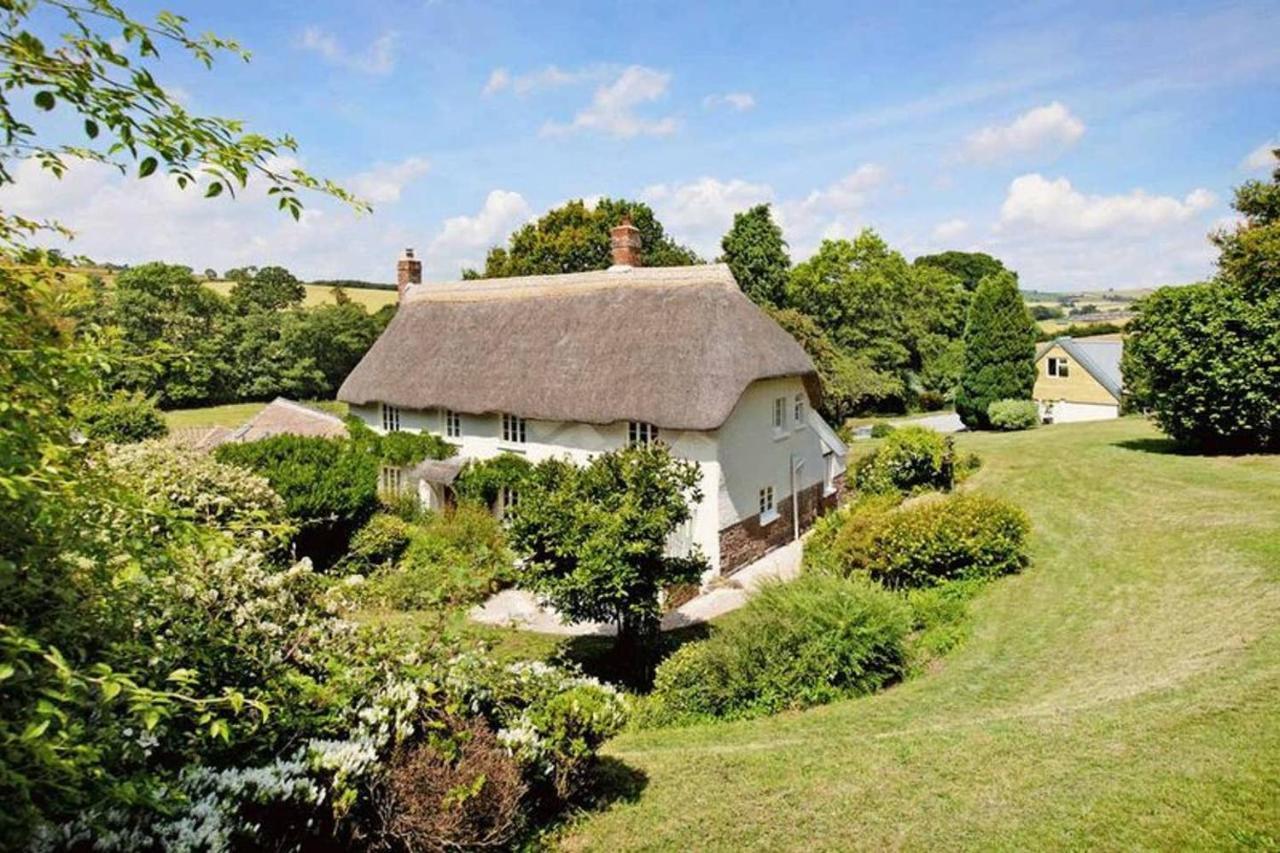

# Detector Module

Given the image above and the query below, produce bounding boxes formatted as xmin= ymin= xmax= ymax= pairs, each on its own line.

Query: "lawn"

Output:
xmin=563 ymin=417 xmax=1280 ymax=850
xmin=164 ymin=400 xmax=348 ymax=429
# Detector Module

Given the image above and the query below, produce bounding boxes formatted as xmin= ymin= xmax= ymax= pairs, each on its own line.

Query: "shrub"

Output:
xmin=869 ymin=420 xmax=896 ymax=438
xmin=915 ymin=390 xmax=948 ymax=412
xmin=854 ymin=425 xmax=956 ymax=495
xmin=75 ymin=391 xmax=168 ymax=444
xmin=360 ymin=504 xmax=513 ymax=609
xmin=826 ymin=492 xmax=1030 ymax=589
xmin=216 ymin=434 xmax=379 ymax=566
xmin=348 ymin=513 xmax=414 ymax=569
xmin=377 ymin=719 xmax=526 ymax=851
xmin=987 ymin=398 xmax=1039 ymax=431
xmin=453 ymin=453 xmax=534 ymax=506
xmin=106 ymin=441 xmax=292 ymax=551
xmin=640 ymin=574 xmax=910 ymax=724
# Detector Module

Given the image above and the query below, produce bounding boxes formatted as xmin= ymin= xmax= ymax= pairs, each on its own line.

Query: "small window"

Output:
xmin=380 ymin=465 xmax=404 ymax=495
xmin=772 ymin=397 xmax=786 ymax=431
xmin=794 ymin=393 xmax=805 ymax=426
xmin=445 ymin=409 xmax=461 ymax=438
xmin=758 ymin=485 xmax=776 ymax=521
xmin=1047 ymin=357 xmax=1070 ymax=378
xmin=381 ymin=403 xmax=401 ymax=432
xmin=628 ymin=421 xmax=658 ymax=447
xmin=502 ymin=413 xmax=527 ymax=444
xmin=502 ymin=487 xmax=518 ymax=510
xmin=824 ymin=454 xmax=837 ymax=495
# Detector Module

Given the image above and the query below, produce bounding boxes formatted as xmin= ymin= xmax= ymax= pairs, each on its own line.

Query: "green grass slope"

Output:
xmin=566 ymin=417 xmax=1280 ymax=851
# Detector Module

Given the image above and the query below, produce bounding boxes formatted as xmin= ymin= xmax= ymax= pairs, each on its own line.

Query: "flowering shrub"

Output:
xmin=106 ymin=441 xmax=293 ymax=551
xmin=854 ymin=425 xmax=957 ymax=495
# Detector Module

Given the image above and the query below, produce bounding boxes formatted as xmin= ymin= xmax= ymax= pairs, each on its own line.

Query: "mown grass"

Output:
xmin=163 ymin=400 xmax=347 ymax=429
xmin=563 ymin=417 xmax=1280 ymax=850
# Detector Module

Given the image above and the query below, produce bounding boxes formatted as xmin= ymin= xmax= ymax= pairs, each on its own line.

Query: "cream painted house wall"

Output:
xmin=1033 ymin=344 xmax=1119 ymax=406
xmin=350 ymin=376 xmax=843 ymax=576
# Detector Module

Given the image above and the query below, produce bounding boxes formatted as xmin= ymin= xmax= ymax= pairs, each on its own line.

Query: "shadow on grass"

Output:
xmin=576 ymin=756 xmax=649 ymax=809
xmin=557 ymin=623 xmax=713 ymax=692
xmin=1113 ymin=437 xmax=1273 ymax=457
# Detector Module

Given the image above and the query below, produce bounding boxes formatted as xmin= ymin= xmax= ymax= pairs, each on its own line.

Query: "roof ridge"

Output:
xmin=403 ymin=263 xmax=734 ymax=304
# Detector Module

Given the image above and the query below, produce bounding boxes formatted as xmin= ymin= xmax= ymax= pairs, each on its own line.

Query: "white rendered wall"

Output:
xmin=349 ymin=403 xmax=723 ymax=571
xmin=1038 ymin=400 xmax=1119 ymax=424
xmin=713 ymin=376 xmax=841 ymax=529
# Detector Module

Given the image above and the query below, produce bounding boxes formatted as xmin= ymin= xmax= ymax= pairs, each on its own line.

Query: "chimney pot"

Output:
xmin=609 ymin=216 xmax=642 ymax=268
xmin=397 ymin=247 xmax=422 ymax=299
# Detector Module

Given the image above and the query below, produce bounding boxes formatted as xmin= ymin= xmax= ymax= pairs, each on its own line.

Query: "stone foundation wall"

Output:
xmin=719 ymin=473 xmax=845 ymax=576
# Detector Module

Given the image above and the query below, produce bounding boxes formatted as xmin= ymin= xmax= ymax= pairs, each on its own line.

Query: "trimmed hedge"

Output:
xmin=987 ymin=398 xmax=1039 ymax=431
xmin=854 ymin=425 xmax=955 ymax=495
xmin=824 ymin=492 xmax=1030 ymax=589
xmin=637 ymin=574 xmax=910 ymax=725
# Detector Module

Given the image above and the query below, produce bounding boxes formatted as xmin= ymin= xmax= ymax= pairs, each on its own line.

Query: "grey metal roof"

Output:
xmin=1036 ymin=337 xmax=1124 ymax=400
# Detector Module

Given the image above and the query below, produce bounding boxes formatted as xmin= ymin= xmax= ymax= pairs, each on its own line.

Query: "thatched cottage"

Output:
xmin=338 ymin=222 xmax=847 ymax=576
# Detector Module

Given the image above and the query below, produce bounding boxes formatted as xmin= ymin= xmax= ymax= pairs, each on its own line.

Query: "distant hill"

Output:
xmin=203 ymin=280 xmax=399 ymax=310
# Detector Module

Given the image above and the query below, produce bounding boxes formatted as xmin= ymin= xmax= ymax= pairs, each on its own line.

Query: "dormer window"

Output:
xmin=502 ymin=413 xmax=527 ymax=444
xmin=1048 ymin=357 xmax=1070 ymax=378
xmin=381 ymin=403 xmax=401 ymax=432
xmin=629 ymin=421 xmax=658 ymax=447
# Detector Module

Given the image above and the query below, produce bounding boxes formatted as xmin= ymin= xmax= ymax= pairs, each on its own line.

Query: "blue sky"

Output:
xmin=11 ymin=0 xmax=1280 ymax=290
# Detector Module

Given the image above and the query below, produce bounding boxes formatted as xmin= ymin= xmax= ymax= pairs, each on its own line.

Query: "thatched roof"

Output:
xmin=338 ymin=264 xmax=817 ymax=431
xmin=410 ymin=457 xmax=465 ymax=485
xmin=230 ymin=398 xmax=348 ymax=442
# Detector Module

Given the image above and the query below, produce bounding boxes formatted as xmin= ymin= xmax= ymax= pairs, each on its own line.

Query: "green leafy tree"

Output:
xmin=719 ymin=203 xmax=790 ymax=307
xmin=229 ymin=265 xmax=306 ymax=312
xmin=1123 ymin=149 xmax=1280 ymax=451
xmin=913 ymin=251 xmax=1011 ymax=292
xmin=465 ymin=198 xmax=700 ymax=279
xmin=507 ymin=444 xmax=707 ymax=677
xmin=281 ymin=300 xmax=385 ymax=395
xmin=954 ymin=271 xmax=1038 ymax=429
xmin=786 ymin=230 xmax=968 ymax=407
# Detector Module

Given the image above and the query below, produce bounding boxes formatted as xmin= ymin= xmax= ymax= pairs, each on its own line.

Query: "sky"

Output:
xmin=7 ymin=0 xmax=1280 ymax=291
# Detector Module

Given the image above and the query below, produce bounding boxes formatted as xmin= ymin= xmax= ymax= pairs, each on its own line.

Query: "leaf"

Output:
xmin=101 ymin=680 xmax=122 ymax=701
xmin=209 ymin=719 xmax=230 ymax=742
xmin=142 ymin=709 xmax=160 ymax=731
xmin=138 ymin=157 xmax=158 ymax=178
xmin=34 ymin=91 xmax=55 ymax=111
xmin=0 ymin=664 xmax=13 ymax=682
xmin=204 ymin=181 xmax=223 ymax=198
xmin=84 ymin=119 xmax=99 ymax=139
xmin=21 ymin=719 xmax=50 ymax=740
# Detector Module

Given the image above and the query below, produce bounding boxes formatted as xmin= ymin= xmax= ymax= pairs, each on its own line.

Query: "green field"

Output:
xmin=203 ymin=280 xmax=399 ymax=310
xmin=164 ymin=400 xmax=348 ymax=429
xmin=564 ymin=417 xmax=1280 ymax=850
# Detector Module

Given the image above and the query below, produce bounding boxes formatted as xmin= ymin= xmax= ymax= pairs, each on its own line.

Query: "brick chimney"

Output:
xmin=609 ymin=216 xmax=642 ymax=268
xmin=396 ymin=248 xmax=422 ymax=299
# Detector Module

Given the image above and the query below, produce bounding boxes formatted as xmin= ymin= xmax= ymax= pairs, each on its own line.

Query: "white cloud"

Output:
xmin=961 ymin=101 xmax=1085 ymax=163
xmin=641 ymin=164 xmax=886 ymax=257
xmin=541 ymin=66 xmax=678 ymax=138
xmin=641 ymin=178 xmax=774 ymax=255
xmin=349 ymin=157 xmax=431 ymax=204
xmin=1241 ymin=139 xmax=1278 ymax=172
xmin=424 ymin=190 xmax=532 ymax=278
xmin=932 ymin=218 xmax=969 ymax=241
xmin=998 ymin=173 xmax=1215 ymax=234
xmin=483 ymin=64 xmax=611 ymax=96
xmin=985 ymin=173 xmax=1220 ymax=290
xmin=299 ymin=27 xmax=397 ymax=75
xmin=703 ymin=92 xmax=756 ymax=111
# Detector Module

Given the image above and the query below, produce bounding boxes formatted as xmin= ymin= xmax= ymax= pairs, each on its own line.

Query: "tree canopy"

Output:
xmin=914 ymin=251 xmax=1012 ymax=292
xmin=954 ymin=271 xmax=1038 ymax=429
xmin=464 ymin=198 xmax=700 ymax=279
xmin=720 ymin=203 xmax=790 ymax=307
xmin=1122 ymin=148 xmax=1280 ymax=451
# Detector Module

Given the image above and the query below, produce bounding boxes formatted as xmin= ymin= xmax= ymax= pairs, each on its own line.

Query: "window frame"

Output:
xmin=501 ymin=413 xmax=527 ymax=445
xmin=758 ymin=485 xmax=777 ymax=524
xmin=381 ymin=402 xmax=401 ymax=433
xmin=445 ymin=408 xmax=462 ymax=439
xmin=628 ymin=420 xmax=658 ymax=447
xmin=380 ymin=464 xmax=404 ymax=495
xmin=793 ymin=393 xmax=806 ymax=428
xmin=1047 ymin=357 xmax=1070 ymax=378
xmin=772 ymin=396 xmax=786 ymax=434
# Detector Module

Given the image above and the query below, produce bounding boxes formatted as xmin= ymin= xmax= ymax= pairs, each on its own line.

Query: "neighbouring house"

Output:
xmin=1034 ymin=336 xmax=1124 ymax=423
xmin=337 ymin=222 xmax=848 ymax=578
xmin=168 ymin=398 xmax=347 ymax=451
